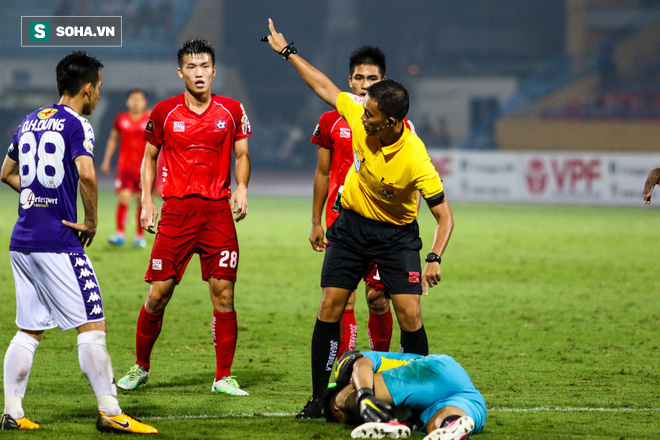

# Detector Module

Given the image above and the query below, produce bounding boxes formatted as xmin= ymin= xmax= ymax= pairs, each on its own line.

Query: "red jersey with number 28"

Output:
xmin=113 ymin=111 xmax=151 ymax=173
xmin=143 ymin=93 xmax=251 ymax=200
xmin=311 ymin=108 xmax=416 ymax=227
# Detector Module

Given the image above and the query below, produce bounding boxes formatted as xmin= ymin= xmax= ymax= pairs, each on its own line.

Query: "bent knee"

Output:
xmin=367 ymin=295 xmax=390 ymax=314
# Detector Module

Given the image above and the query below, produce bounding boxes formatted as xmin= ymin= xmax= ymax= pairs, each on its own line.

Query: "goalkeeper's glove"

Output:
xmin=356 ymin=387 xmax=393 ymax=423
xmin=335 ymin=350 xmax=363 ymax=388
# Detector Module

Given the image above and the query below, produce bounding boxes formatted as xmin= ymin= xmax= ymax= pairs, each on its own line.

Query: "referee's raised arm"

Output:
xmin=264 ymin=18 xmax=341 ymax=109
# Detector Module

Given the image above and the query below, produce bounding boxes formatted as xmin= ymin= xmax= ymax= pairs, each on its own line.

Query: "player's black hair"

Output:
xmin=366 ymin=79 xmax=409 ymax=121
xmin=349 ymin=46 xmax=386 ymax=77
xmin=56 ymin=51 xmax=103 ymax=97
xmin=177 ymin=39 xmax=216 ymax=68
xmin=323 ymin=385 xmax=363 ymax=425
xmin=126 ymin=88 xmax=147 ymax=99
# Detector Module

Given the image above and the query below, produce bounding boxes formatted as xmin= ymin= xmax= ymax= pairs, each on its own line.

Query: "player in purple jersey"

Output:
xmin=0 ymin=51 xmax=157 ymax=435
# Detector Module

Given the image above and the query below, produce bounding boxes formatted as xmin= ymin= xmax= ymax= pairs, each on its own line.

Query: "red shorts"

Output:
xmin=145 ymin=197 xmax=238 ymax=284
xmin=363 ymin=261 xmax=385 ymax=291
xmin=115 ymin=168 xmax=141 ymax=193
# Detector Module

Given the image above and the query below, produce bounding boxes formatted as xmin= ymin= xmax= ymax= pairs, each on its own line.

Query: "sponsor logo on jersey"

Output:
xmin=240 ymin=104 xmax=251 ymax=135
xmin=79 ymin=267 xmax=93 ymax=278
xmin=19 ymin=189 xmax=59 ymax=209
xmin=145 ymin=120 xmax=154 ymax=132
xmin=340 ymin=127 xmax=351 ymax=139
xmin=90 ymin=304 xmax=103 ymax=315
xmin=173 ymin=121 xmax=185 ymax=132
xmin=83 ymin=138 xmax=94 ymax=153
xmin=87 ymin=291 xmax=101 ymax=303
xmin=19 ymin=189 xmax=36 ymax=209
xmin=152 ymin=259 xmax=162 ymax=270
xmin=37 ymin=108 xmax=58 ymax=119
xmin=408 ymin=271 xmax=420 ymax=283
xmin=215 ymin=118 xmax=227 ymax=131
xmin=74 ymin=257 xmax=88 ymax=267
xmin=241 ymin=113 xmax=251 ymax=135
xmin=312 ymin=124 xmax=321 ymax=138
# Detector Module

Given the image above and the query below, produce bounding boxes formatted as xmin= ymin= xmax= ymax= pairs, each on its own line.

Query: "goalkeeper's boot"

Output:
xmin=96 ymin=412 xmax=158 ymax=434
xmin=295 ymin=398 xmax=324 ymax=419
xmin=212 ymin=376 xmax=249 ymax=396
xmin=108 ymin=234 xmax=125 ymax=246
xmin=351 ymin=421 xmax=411 ymax=439
xmin=0 ymin=414 xmax=40 ymax=430
xmin=423 ymin=416 xmax=474 ymax=440
xmin=117 ymin=364 xmax=149 ymax=390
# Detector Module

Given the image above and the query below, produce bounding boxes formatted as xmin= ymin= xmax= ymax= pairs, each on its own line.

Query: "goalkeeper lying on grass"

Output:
xmin=325 ymin=351 xmax=486 ymax=440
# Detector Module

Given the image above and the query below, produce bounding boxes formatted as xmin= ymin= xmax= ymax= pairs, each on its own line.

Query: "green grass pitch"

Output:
xmin=0 ymin=188 xmax=658 ymax=439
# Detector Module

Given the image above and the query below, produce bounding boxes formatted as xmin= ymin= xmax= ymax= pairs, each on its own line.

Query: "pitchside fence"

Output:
xmin=428 ymin=150 xmax=660 ymax=207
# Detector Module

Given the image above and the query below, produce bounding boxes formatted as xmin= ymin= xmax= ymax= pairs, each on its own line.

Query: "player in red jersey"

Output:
xmin=101 ymin=89 xmax=151 ymax=247
xmin=310 ymin=47 xmax=418 ymax=358
xmin=311 ymin=47 xmax=392 ymax=357
xmin=117 ymin=39 xmax=252 ymax=396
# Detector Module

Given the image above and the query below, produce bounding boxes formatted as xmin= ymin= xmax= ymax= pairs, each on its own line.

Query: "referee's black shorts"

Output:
xmin=321 ymin=209 xmax=423 ymax=296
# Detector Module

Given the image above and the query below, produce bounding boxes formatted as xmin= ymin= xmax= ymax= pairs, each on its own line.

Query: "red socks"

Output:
xmin=368 ymin=309 xmax=393 ymax=351
xmin=338 ymin=309 xmax=357 ymax=358
xmin=136 ymin=203 xmax=143 ymax=238
xmin=116 ymin=203 xmax=127 ymax=234
xmin=135 ymin=305 xmax=163 ymax=370
xmin=213 ymin=310 xmax=237 ymax=381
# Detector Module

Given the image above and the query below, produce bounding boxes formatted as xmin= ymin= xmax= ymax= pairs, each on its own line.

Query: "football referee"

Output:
xmin=264 ymin=19 xmax=454 ymax=419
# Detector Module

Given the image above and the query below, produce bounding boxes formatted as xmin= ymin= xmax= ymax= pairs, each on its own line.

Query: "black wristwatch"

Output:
xmin=425 ymin=252 xmax=442 ymax=264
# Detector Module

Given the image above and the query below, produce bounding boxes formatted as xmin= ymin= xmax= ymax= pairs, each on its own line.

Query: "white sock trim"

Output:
xmin=11 ymin=331 xmax=39 ymax=353
xmin=77 ymin=330 xmax=106 ymax=347
xmin=98 ymin=394 xmax=121 ymax=417
xmin=4 ymin=396 xmax=24 ymax=419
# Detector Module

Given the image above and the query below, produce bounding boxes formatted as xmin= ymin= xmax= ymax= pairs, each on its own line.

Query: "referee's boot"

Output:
xmin=296 ymin=398 xmax=324 ymax=419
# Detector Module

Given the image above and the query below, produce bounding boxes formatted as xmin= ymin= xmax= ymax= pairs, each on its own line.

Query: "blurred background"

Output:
xmin=1 ymin=0 xmax=659 ymax=203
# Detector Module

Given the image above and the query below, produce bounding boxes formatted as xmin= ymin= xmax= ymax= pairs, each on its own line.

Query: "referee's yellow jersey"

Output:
xmin=336 ymin=92 xmax=444 ymax=225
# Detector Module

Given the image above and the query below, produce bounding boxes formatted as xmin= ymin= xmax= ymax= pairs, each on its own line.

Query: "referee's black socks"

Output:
xmin=400 ymin=325 xmax=429 ymax=355
xmin=310 ymin=319 xmax=340 ymax=400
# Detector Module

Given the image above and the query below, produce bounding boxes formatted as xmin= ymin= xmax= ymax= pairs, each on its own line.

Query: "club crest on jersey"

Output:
xmin=215 ymin=118 xmax=227 ymax=131
xmin=173 ymin=121 xmax=185 ymax=132
xmin=37 ymin=108 xmax=58 ymax=119
xmin=354 ymin=149 xmax=365 ymax=172
xmin=381 ymin=188 xmax=395 ymax=199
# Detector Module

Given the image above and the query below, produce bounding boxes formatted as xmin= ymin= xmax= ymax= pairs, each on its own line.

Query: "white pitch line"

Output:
xmin=491 ymin=407 xmax=660 ymax=412
xmin=149 ymin=407 xmax=660 ymax=420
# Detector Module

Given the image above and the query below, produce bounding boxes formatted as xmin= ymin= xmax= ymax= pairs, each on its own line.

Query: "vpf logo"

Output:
xmin=524 ymin=159 xmax=548 ymax=195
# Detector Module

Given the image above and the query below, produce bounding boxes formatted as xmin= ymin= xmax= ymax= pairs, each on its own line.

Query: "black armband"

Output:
xmin=279 ymin=42 xmax=298 ymax=60
xmin=424 ymin=191 xmax=445 ymax=208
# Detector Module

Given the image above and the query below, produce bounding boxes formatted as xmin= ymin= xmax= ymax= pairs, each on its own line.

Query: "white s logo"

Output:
xmin=35 ymin=24 xmax=46 ymax=39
